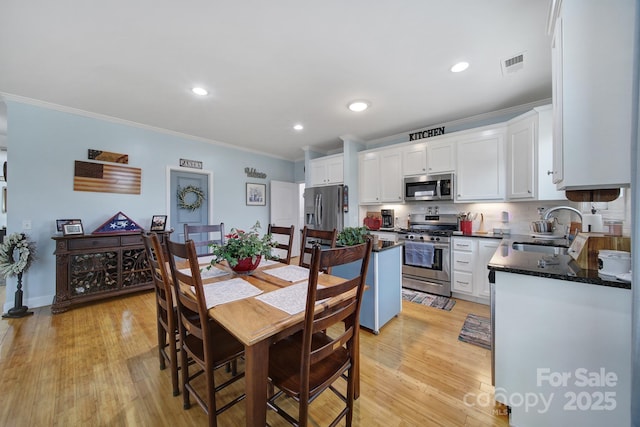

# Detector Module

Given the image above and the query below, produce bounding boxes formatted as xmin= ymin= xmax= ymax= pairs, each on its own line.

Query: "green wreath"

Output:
xmin=177 ymin=185 xmax=206 ymax=211
xmin=0 ymin=232 xmax=36 ymax=277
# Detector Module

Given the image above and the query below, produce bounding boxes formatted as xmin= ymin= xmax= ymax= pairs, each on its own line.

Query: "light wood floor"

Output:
xmin=0 ymin=288 xmax=508 ymax=426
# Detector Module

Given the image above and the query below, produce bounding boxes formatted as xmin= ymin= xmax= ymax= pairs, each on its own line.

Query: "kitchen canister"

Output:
xmin=597 ymin=250 xmax=631 ymax=276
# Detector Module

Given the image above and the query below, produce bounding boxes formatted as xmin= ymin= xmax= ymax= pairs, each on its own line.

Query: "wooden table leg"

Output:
xmin=244 ymin=339 xmax=270 ymax=427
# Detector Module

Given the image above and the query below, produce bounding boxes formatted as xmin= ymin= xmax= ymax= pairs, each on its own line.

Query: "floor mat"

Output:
xmin=458 ymin=313 xmax=491 ymax=350
xmin=401 ymin=288 xmax=456 ymax=311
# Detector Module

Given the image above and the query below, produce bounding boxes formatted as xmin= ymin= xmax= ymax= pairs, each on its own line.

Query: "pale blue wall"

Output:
xmin=3 ymin=101 xmax=294 ymax=310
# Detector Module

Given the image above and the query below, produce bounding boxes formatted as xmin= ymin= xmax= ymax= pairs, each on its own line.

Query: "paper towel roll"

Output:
xmin=582 ymin=213 xmax=604 ymax=232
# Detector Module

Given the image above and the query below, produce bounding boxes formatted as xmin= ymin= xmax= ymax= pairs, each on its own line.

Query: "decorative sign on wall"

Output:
xmin=74 ymin=160 xmax=141 ymax=194
xmin=180 ymin=158 xmax=203 ymax=169
xmin=245 ymin=167 xmax=267 ymax=179
xmin=88 ymin=149 xmax=129 ymax=164
xmin=408 ymin=126 xmax=445 ymax=141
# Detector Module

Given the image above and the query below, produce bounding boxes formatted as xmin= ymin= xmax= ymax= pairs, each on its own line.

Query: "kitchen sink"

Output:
xmin=512 ymin=242 xmax=569 ymax=255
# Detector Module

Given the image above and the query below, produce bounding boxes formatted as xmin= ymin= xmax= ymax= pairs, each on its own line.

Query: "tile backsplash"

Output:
xmin=360 ymin=190 xmax=631 ymax=237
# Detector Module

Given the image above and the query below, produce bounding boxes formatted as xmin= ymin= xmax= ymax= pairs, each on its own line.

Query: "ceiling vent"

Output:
xmin=501 ymin=52 xmax=525 ymax=76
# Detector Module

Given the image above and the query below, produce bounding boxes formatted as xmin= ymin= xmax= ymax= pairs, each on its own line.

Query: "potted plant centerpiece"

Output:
xmin=336 ymin=226 xmax=371 ymax=246
xmin=209 ymin=221 xmax=276 ymax=274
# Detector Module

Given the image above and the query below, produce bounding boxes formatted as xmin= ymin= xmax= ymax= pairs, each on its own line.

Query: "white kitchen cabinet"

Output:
xmin=370 ymin=231 xmax=398 ymax=242
xmin=358 ymin=148 xmax=403 ymax=204
xmin=451 ymin=236 xmax=496 ymax=304
xmin=309 ymin=154 xmax=343 ymax=186
xmin=494 ymin=271 xmax=631 ymax=426
xmin=476 ymin=239 xmax=499 ymax=297
xmin=506 ymin=113 xmax=534 ymax=199
xmin=455 ymin=127 xmax=506 ymax=201
xmin=506 ymin=106 xmax=565 ymax=201
xmin=379 ymin=150 xmax=403 ymax=202
xmin=426 ymin=137 xmax=456 ymax=174
xmin=401 ymin=142 xmax=427 ymax=176
xmin=549 ymin=0 xmax=634 ymax=190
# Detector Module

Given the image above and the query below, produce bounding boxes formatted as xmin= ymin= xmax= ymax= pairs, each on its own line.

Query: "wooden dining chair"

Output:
xmin=141 ymin=231 xmax=180 ymax=396
xmin=267 ymin=239 xmax=373 ymax=427
xmin=298 ymin=226 xmax=337 ymax=272
xmin=184 ymin=223 xmax=225 ymax=257
xmin=267 ymin=224 xmax=295 ymax=264
xmin=166 ymin=238 xmax=245 ymax=426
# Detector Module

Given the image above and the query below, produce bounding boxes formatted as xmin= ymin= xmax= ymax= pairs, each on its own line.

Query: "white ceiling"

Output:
xmin=0 ymin=0 xmax=553 ymax=160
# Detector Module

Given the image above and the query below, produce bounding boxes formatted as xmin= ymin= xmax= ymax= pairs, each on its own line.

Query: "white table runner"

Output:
xmin=255 ymin=281 xmax=325 ymax=315
xmin=191 ymin=277 xmax=263 ymax=309
xmin=196 ymin=255 xmax=217 ymax=265
xmin=262 ymin=264 xmax=313 ymax=283
xmin=179 ymin=265 xmax=230 ymax=280
xmin=258 ymin=258 xmax=279 ymax=268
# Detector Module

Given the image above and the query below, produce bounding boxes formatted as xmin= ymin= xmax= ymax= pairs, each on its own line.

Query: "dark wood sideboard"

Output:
xmin=51 ymin=231 xmax=171 ymax=313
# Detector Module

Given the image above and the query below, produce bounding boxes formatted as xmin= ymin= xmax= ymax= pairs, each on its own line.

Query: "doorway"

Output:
xmin=167 ymin=167 xmax=213 ymax=242
xmin=269 ymin=180 xmax=304 ymax=257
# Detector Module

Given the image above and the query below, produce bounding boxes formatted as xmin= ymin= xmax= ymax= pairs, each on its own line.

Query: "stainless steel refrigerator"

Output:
xmin=303 ymin=184 xmax=344 ymax=232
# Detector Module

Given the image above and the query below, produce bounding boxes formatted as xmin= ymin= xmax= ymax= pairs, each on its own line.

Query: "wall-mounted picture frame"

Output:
xmin=63 ymin=223 xmax=84 ymax=236
xmin=150 ymin=215 xmax=167 ymax=231
xmin=246 ymin=182 xmax=266 ymax=206
xmin=56 ymin=218 xmax=82 ymax=233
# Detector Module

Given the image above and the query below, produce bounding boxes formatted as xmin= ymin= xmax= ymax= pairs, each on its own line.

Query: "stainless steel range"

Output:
xmin=399 ymin=213 xmax=458 ymax=297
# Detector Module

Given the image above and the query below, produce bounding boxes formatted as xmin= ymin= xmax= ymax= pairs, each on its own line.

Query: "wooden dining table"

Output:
xmin=186 ymin=259 xmax=355 ymax=427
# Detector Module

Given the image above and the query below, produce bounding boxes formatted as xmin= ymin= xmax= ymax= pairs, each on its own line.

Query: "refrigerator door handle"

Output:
xmin=317 ymin=194 xmax=323 ymax=226
xmin=314 ymin=194 xmax=320 ymax=226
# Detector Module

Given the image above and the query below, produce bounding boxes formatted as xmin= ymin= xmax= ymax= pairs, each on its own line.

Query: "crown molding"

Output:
xmin=0 ymin=92 xmax=292 ymax=162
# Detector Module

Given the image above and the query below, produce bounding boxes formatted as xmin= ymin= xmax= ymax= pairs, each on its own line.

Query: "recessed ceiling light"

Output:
xmin=450 ymin=62 xmax=470 ymax=73
xmin=293 ymin=124 xmax=304 ymax=131
xmin=191 ymin=87 xmax=208 ymax=96
xmin=348 ymin=100 xmax=370 ymax=112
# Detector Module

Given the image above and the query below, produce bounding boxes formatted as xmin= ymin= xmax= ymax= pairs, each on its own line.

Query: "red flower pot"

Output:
xmin=231 ymin=256 xmax=262 ymax=274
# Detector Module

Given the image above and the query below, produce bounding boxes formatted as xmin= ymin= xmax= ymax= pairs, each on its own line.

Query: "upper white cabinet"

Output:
xmin=426 ymin=137 xmax=456 ymax=174
xmin=549 ymin=0 xmax=634 ymax=190
xmin=506 ymin=106 xmax=565 ymax=201
xmin=359 ymin=149 xmax=403 ymax=204
xmin=456 ymin=127 xmax=506 ymax=201
xmin=402 ymin=143 xmax=427 ymax=176
xmin=309 ymin=154 xmax=343 ymax=186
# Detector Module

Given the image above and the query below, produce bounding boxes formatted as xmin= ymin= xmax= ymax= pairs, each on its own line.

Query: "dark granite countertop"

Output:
xmin=487 ymin=235 xmax=631 ymax=290
xmin=372 ymin=241 xmax=403 ymax=252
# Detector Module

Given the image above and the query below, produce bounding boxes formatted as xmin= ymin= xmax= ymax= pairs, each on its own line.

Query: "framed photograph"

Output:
xmin=56 ymin=218 xmax=82 ymax=233
xmin=246 ymin=182 xmax=266 ymax=206
xmin=150 ymin=215 xmax=167 ymax=231
xmin=63 ymin=223 xmax=84 ymax=236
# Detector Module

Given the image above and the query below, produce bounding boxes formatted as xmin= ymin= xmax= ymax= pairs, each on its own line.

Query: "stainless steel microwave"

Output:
xmin=404 ymin=173 xmax=454 ymax=201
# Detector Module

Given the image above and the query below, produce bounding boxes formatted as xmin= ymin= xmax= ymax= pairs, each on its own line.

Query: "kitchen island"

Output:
xmin=332 ymin=241 xmax=403 ymax=334
xmin=488 ymin=236 xmax=631 ymax=427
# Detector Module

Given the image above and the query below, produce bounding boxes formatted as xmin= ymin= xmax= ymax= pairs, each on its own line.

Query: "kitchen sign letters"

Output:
xmin=409 ymin=126 xmax=445 ymax=141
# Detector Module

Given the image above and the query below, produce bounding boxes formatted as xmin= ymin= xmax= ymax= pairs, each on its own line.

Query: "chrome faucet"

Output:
xmin=541 ymin=206 xmax=583 ymax=222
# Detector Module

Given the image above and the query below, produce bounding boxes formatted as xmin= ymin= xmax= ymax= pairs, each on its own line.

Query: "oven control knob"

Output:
xmin=435 ymin=237 xmax=440 ymax=241
xmin=408 ymin=235 xmax=414 ymax=240
xmin=419 ymin=236 xmax=424 ymax=241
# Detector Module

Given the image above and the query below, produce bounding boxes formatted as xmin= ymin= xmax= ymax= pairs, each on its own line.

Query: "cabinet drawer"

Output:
xmin=453 ymin=251 xmax=474 ymax=272
xmin=452 ymin=271 xmax=473 ymax=293
xmin=121 ymin=234 xmax=143 ymax=246
xmin=452 ymin=238 xmax=474 ymax=252
xmin=68 ymin=236 xmax=121 ymax=250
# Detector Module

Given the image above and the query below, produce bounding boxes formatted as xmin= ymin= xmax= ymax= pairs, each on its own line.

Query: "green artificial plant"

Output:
xmin=336 ymin=226 xmax=371 ymax=246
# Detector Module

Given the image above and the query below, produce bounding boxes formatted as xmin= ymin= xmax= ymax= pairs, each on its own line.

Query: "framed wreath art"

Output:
xmin=0 ymin=232 xmax=36 ymax=278
xmin=177 ymin=185 xmax=206 ymax=211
